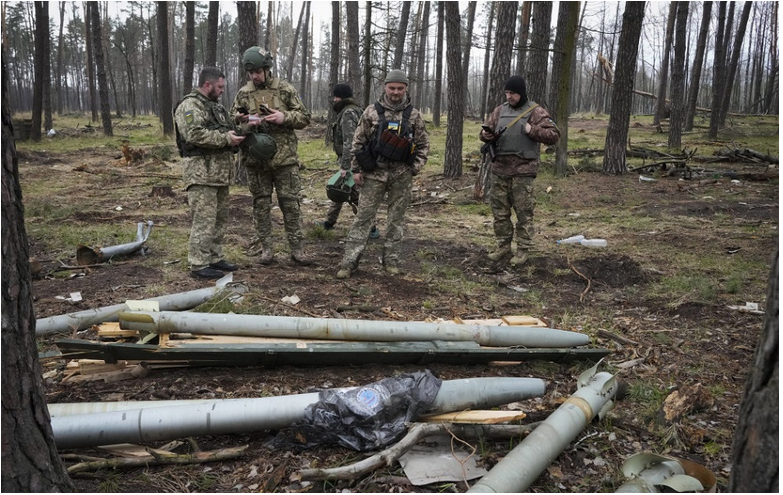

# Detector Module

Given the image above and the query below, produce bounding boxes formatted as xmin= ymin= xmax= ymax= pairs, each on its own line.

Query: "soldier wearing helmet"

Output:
xmin=174 ymin=66 xmax=245 ymax=279
xmin=231 ymin=47 xmax=312 ymax=266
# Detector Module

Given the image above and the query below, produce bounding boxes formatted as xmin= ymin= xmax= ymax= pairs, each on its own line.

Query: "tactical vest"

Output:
xmin=246 ymin=78 xmax=286 ymax=117
xmin=496 ymin=101 xmax=540 ymax=160
xmin=332 ymin=102 xmax=361 ymax=157
xmin=373 ymin=102 xmax=415 ymax=164
xmin=174 ymin=91 xmax=233 ymax=157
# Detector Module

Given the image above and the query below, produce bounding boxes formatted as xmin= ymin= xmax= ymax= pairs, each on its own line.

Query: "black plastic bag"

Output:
xmin=290 ymin=370 xmax=442 ymax=451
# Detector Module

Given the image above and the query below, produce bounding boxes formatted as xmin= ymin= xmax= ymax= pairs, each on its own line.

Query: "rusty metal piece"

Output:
xmin=76 ymin=220 xmax=153 ymax=265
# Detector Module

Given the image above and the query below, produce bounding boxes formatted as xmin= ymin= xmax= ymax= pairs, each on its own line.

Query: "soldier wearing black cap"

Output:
xmin=315 ymin=84 xmax=378 ymax=238
xmin=479 ymin=75 xmax=560 ymax=267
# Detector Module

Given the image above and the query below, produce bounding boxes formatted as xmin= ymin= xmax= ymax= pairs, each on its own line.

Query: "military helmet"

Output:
xmin=242 ymin=47 xmax=274 ymax=71
xmin=241 ymin=132 xmax=277 ymax=161
xmin=326 ymin=170 xmax=355 ymax=203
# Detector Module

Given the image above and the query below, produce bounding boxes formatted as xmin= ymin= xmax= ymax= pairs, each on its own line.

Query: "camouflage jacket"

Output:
xmin=231 ymin=78 xmax=311 ymax=170
xmin=332 ymin=98 xmax=362 ymax=171
xmin=174 ymin=90 xmax=236 ymax=188
xmin=350 ymin=93 xmax=429 ymax=182
xmin=481 ymin=102 xmax=560 ymax=178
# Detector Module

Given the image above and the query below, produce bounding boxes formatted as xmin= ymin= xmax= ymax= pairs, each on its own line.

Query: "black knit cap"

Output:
xmin=332 ymin=83 xmax=353 ymax=99
xmin=504 ymin=75 xmax=528 ymax=103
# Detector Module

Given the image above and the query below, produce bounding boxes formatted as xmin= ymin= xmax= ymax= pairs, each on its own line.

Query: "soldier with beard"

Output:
xmin=231 ymin=47 xmax=312 ymax=266
xmin=174 ymin=67 xmax=245 ymax=279
xmin=336 ymin=70 xmax=429 ymax=279
xmin=479 ymin=75 xmax=560 ymax=268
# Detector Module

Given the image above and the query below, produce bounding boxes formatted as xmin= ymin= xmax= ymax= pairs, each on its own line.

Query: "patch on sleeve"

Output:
xmin=185 ymin=111 xmax=194 ymax=125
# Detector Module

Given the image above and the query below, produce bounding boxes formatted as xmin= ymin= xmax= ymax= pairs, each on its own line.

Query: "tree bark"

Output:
xmin=554 ymin=2 xmax=580 ymax=176
xmin=412 ymin=2 xmax=430 ymax=107
xmin=515 ymin=1 xmax=531 ymax=74
xmin=432 ymin=1 xmax=444 ymax=127
xmin=1 ymin=58 xmax=75 ymax=494
xmin=480 ymin=3 xmax=495 ymax=122
xmin=205 ymin=2 xmax=219 ymax=67
xmin=602 ymin=2 xmax=645 ymax=175
xmin=85 ymin=2 xmax=98 ymax=122
xmin=300 ymin=2 xmax=311 ymax=107
xmin=156 ymin=2 xmax=172 ymax=136
xmin=325 ymin=1 xmax=340 ymax=146
xmin=526 ymin=1 xmax=552 ymax=105
xmin=91 ymin=0 xmax=113 ymax=136
xmin=287 ymin=4 xmax=305 ymax=81
xmin=667 ymin=2 xmax=688 ymax=148
xmin=30 ymin=1 xmax=46 ymax=141
xmin=42 ymin=2 xmax=53 ymax=131
xmin=392 ymin=1 xmax=411 ymax=71
xmin=729 ymin=250 xmax=779 ymax=493
xmin=684 ymin=2 xmax=712 ymax=132
xmin=183 ymin=1 xmax=195 ymax=94
xmin=718 ymin=1 xmax=752 ymax=127
xmin=346 ymin=2 xmax=361 ymax=97
xmin=461 ymin=1 xmax=477 ymax=111
xmin=708 ymin=2 xmax=728 ymax=139
xmin=56 ymin=1 xmax=65 ymax=115
xmin=362 ymin=2 xmax=372 ymax=108
xmin=443 ymin=2 xmax=464 ymax=179
xmin=238 ymin=1 xmax=258 ymax=55
xmin=653 ymin=4 xmax=676 ymax=127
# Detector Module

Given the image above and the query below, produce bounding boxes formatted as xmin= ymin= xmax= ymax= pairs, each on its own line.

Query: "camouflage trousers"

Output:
xmin=188 ymin=184 xmax=229 ymax=269
xmin=490 ymin=174 xmax=536 ymax=251
xmin=247 ymin=164 xmax=304 ymax=250
xmin=341 ymin=171 xmax=412 ymax=269
xmin=325 ymin=186 xmax=360 ymax=226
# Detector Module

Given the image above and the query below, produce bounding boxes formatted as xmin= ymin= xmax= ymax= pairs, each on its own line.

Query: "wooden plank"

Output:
xmin=97 ymin=322 xmax=139 ymax=338
xmin=98 ymin=443 xmax=154 ymax=458
xmin=422 ymin=411 xmax=527 ymax=424
xmin=501 ymin=315 xmax=547 ymax=327
xmin=78 ymin=359 xmax=129 ymax=375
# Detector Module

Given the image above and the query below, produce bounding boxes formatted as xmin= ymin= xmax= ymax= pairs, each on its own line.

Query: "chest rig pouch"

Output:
xmin=174 ymin=94 xmax=233 ymax=157
xmin=251 ymin=79 xmax=286 ymax=124
xmin=373 ymin=102 xmax=415 ymax=164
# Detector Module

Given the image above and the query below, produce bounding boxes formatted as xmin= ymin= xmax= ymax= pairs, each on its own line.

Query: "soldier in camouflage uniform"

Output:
xmin=231 ymin=47 xmax=312 ymax=266
xmin=174 ymin=67 xmax=246 ymax=279
xmin=336 ymin=70 xmax=429 ymax=279
xmin=480 ymin=75 xmax=560 ymax=267
xmin=316 ymin=84 xmax=378 ymax=238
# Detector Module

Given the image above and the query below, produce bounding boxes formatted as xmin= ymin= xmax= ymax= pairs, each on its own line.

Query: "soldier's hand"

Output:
xmin=353 ymin=172 xmax=363 ymax=186
xmin=262 ymin=109 xmax=285 ymax=125
xmin=227 ymin=131 xmax=246 ymax=146
xmin=524 ymin=122 xmax=532 ymax=134
xmin=339 ymin=169 xmax=348 ymax=178
xmin=480 ymin=129 xmax=495 ymax=141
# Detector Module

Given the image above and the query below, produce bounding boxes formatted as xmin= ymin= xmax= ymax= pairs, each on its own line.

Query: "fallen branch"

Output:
xmin=250 ymin=295 xmax=321 ymax=318
xmin=567 ymin=256 xmax=592 ymax=303
xmin=596 ymin=329 xmax=638 ymax=346
xmin=299 ymin=422 xmax=540 ymax=482
xmin=67 ymin=444 xmax=248 ymax=474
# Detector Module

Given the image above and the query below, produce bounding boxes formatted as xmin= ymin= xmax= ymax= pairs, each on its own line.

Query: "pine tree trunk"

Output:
xmin=708 ymin=3 xmax=728 ymax=139
xmin=480 ymin=3 xmax=496 ymax=121
xmin=653 ymin=4 xmax=676 ymax=127
xmin=56 ymin=2 xmax=65 ymax=115
xmin=85 ymin=2 xmax=98 ymax=122
xmin=684 ymin=2 xmax=712 ymax=131
xmin=300 ymin=2 xmax=310 ymax=107
xmin=1 ymin=60 xmax=74 ymax=494
xmin=362 ymin=2 xmax=372 ymax=108
xmin=184 ymin=2 xmax=195 ymax=94
xmin=718 ymin=2 xmax=752 ymax=127
xmin=602 ymin=2 xmax=645 ymax=175
xmin=526 ymin=1 xmax=552 ymax=105
xmin=392 ymin=1 xmax=411 ymax=70
xmin=31 ymin=2 xmax=46 ymax=141
xmin=443 ymin=2 xmax=464 ymax=179
xmin=206 ymin=2 xmax=219 ymax=66
xmin=515 ymin=2 xmax=531 ymax=74
xmin=413 ymin=2 xmax=430 ymax=107
xmin=346 ymin=2 xmax=361 ymax=96
xmin=554 ymin=2 xmax=580 ymax=176
xmin=325 ymin=1 xmax=340 ymax=146
xmin=92 ymin=1 xmax=113 ymax=136
xmin=667 ymin=2 xmax=688 ymax=148
xmin=729 ymin=250 xmax=779 ymax=493
xmin=433 ymin=2 xmax=444 ymax=127
xmin=461 ymin=1 xmax=477 ymax=112
xmin=156 ymin=2 xmax=172 ymax=136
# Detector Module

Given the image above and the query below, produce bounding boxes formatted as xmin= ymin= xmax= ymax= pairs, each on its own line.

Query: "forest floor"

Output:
xmin=22 ymin=116 xmax=778 ymax=493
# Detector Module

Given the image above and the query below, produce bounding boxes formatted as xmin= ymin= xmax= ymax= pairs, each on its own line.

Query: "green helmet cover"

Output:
xmin=326 ymin=170 xmax=355 ymax=203
xmin=241 ymin=133 xmax=277 ymax=161
xmin=242 ymin=47 xmax=274 ymax=71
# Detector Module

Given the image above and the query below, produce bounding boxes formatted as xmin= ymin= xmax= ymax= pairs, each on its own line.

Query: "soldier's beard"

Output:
xmin=207 ymin=88 xmax=221 ymax=101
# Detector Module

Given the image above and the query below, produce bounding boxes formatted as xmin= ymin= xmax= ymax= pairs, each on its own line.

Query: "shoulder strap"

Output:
xmin=506 ymin=102 xmax=539 ymax=129
xmin=374 ymin=102 xmax=385 ymax=117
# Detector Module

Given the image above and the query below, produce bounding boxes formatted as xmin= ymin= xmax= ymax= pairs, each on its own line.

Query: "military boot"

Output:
xmin=510 ymin=250 xmax=530 ymax=267
xmin=258 ymin=247 xmax=275 ymax=265
xmin=488 ymin=244 xmax=512 ymax=262
xmin=290 ymin=248 xmax=313 ymax=266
